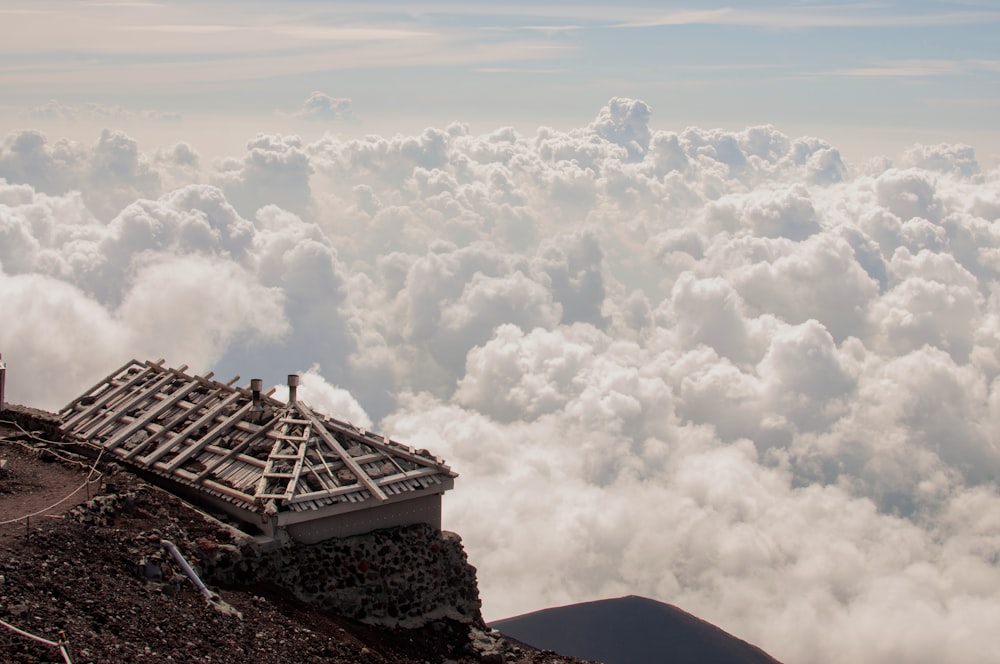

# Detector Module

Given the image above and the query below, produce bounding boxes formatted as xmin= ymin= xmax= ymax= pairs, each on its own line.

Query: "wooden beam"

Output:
xmin=78 ymin=364 xmax=186 ymax=441
xmin=283 ymin=467 xmax=443 ymax=505
xmin=282 ymin=439 xmax=310 ymax=500
xmin=58 ymin=358 xmax=145 ymax=417
xmin=120 ymin=381 xmax=273 ymax=458
xmin=347 ymin=426 xmax=449 ymax=470
xmin=296 ymin=402 xmax=388 ymax=502
xmin=121 ymin=385 xmax=231 ymax=460
xmin=192 ymin=412 xmax=282 ymax=483
xmin=61 ymin=359 xmax=163 ymax=431
xmin=101 ymin=377 xmax=206 ymax=452
xmin=140 ymin=390 xmax=243 ymax=466
xmin=162 ymin=400 xmax=254 ymax=472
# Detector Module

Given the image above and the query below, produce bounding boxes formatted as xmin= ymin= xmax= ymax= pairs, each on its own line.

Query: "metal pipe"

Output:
xmin=287 ymin=374 xmax=299 ymax=403
xmin=0 ymin=352 xmax=6 ymax=412
xmin=250 ymin=378 xmax=263 ymax=421
xmin=160 ymin=539 xmax=216 ymax=601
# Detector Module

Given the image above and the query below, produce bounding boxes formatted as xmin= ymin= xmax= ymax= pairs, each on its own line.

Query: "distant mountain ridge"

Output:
xmin=490 ymin=595 xmax=783 ymax=664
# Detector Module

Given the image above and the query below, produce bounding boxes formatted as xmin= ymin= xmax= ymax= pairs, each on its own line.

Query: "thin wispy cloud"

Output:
xmin=473 ymin=67 xmax=568 ymax=74
xmin=828 ymin=59 xmax=1000 ymax=77
xmin=614 ymin=6 xmax=1000 ymax=29
xmin=115 ymin=23 xmax=245 ymax=34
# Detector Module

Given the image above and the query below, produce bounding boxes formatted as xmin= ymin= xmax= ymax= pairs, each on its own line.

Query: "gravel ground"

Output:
xmin=1 ymin=429 xmax=590 ymax=664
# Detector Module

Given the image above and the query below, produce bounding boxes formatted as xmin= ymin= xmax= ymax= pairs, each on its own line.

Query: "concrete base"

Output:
xmin=282 ymin=493 xmax=443 ymax=544
xmin=129 ymin=466 xmax=449 ymax=545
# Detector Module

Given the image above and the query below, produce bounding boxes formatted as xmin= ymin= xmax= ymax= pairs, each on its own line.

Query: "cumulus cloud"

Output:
xmin=3 ymin=99 xmax=1000 ymax=664
xmin=270 ymin=365 xmax=372 ymax=430
xmin=288 ymin=92 xmax=357 ymax=123
xmin=903 ymin=142 xmax=980 ymax=177
xmin=213 ymin=133 xmax=313 ymax=219
xmin=0 ymin=128 xmax=163 ymax=219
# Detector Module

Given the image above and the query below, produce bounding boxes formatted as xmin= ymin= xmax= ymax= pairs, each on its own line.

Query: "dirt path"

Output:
xmin=0 ymin=430 xmax=100 ymax=543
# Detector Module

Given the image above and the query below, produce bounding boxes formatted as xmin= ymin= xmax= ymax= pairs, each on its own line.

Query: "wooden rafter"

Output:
xmin=59 ymin=360 xmax=454 ymax=519
xmin=102 ymin=376 xmax=208 ymax=452
xmin=140 ymin=390 xmax=243 ymax=465
xmin=296 ymin=402 xmax=388 ymax=502
xmin=163 ymin=400 xmax=255 ymax=472
xmin=78 ymin=365 xmax=187 ymax=440
xmin=62 ymin=360 xmax=164 ymax=430
xmin=122 ymin=384 xmax=229 ymax=460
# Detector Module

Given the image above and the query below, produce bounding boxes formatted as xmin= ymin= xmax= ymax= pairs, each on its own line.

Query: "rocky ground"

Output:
xmin=0 ymin=418 xmax=591 ymax=664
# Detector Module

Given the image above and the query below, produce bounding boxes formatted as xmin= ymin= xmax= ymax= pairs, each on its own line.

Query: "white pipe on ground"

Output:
xmin=160 ymin=539 xmax=216 ymax=601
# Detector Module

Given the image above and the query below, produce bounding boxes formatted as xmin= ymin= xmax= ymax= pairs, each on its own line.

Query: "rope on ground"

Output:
xmin=0 ymin=415 xmax=81 ymax=443
xmin=0 ymin=443 xmax=106 ymax=526
xmin=0 ymin=475 xmax=99 ymax=526
xmin=0 ymin=417 xmax=75 ymax=446
xmin=0 ymin=418 xmax=92 ymax=471
xmin=0 ymin=616 xmax=74 ymax=663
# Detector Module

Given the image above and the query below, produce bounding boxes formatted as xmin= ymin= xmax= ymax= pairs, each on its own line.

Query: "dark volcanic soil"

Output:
xmin=0 ymin=423 xmax=590 ymax=664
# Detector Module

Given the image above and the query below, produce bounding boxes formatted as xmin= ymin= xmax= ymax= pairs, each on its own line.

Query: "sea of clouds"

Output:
xmin=2 ymin=98 xmax=1000 ymax=663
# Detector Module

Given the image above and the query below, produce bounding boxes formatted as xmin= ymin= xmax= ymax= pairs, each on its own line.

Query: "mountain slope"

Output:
xmin=1 ymin=414 xmax=588 ymax=664
xmin=491 ymin=595 xmax=783 ymax=664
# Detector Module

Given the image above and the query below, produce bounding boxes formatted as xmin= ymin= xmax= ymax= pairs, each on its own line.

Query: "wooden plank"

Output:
xmin=79 ymin=367 xmax=183 ymax=442
xmin=349 ymin=427 xmax=450 ymax=470
xmin=121 ymin=385 xmax=230 ymax=460
xmin=191 ymin=478 xmax=254 ymax=505
xmin=58 ymin=358 xmax=145 ymax=417
xmin=294 ymin=402 xmax=389 ymax=502
xmin=140 ymin=390 xmax=243 ymax=465
xmin=121 ymin=385 xmax=276 ymax=461
xmin=254 ymin=417 xmax=293 ymax=498
xmin=305 ymin=465 xmax=336 ymax=491
xmin=282 ymin=437 xmax=310 ymax=500
xmin=309 ymin=447 xmax=339 ymax=489
xmin=282 ymin=466 xmax=442 ymax=506
xmin=135 ymin=463 xmax=256 ymax=505
xmin=61 ymin=359 xmax=163 ymax=431
xmin=163 ymin=400 xmax=254 ymax=472
xmin=102 ymin=377 xmax=206 ymax=452
xmin=78 ymin=364 xmax=187 ymax=441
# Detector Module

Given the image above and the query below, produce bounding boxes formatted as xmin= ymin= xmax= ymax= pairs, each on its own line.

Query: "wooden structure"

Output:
xmin=58 ymin=359 xmax=456 ymax=543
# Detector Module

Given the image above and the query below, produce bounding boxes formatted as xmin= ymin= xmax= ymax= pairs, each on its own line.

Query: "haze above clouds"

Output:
xmin=2 ymin=2 xmax=1000 ymax=664
xmin=2 ymin=0 xmax=999 ymax=158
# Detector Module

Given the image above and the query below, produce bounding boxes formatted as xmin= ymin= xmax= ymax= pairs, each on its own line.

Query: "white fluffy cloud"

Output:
xmin=2 ymin=99 xmax=1000 ymax=663
xmin=0 ymin=129 xmax=164 ymax=219
xmin=289 ymin=92 xmax=357 ymax=123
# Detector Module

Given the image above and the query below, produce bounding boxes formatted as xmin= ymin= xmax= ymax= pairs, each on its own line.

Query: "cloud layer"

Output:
xmin=2 ymin=100 xmax=1000 ymax=663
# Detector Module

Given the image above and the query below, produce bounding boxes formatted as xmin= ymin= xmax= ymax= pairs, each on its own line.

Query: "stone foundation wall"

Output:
xmin=64 ymin=461 xmax=483 ymax=629
xmin=197 ymin=523 xmax=483 ymax=628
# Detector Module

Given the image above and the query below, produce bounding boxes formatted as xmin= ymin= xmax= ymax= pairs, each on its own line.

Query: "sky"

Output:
xmin=2 ymin=0 xmax=1000 ymax=160
xmin=2 ymin=2 xmax=1000 ymax=663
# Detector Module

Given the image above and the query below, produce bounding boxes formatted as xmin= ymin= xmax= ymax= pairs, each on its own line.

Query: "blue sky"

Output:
xmin=2 ymin=1 xmax=999 ymax=159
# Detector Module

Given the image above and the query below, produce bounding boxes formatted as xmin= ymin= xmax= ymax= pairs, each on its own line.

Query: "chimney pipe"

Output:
xmin=250 ymin=378 xmax=263 ymax=415
xmin=0 ymin=353 xmax=5 ymax=413
xmin=287 ymin=374 xmax=299 ymax=403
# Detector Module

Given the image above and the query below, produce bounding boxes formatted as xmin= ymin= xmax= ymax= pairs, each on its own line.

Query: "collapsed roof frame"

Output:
xmin=58 ymin=359 xmax=456 ymax=541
